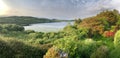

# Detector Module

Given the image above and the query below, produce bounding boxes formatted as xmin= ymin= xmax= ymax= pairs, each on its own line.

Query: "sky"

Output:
xmin=0 ymin=0 xmax=120 ymax=20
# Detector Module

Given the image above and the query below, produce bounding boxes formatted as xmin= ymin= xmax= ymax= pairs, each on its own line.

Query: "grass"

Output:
xmin=0 ymin=35 xmax=52 ymax=58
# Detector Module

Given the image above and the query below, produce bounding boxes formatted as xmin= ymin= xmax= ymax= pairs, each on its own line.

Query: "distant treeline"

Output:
xmin=0 ymin=16 xmax=73 ymax=26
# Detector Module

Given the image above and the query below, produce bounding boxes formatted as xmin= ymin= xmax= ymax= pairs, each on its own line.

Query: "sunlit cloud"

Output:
xmin=1 ymin=0 xmax=120 ymax=19
xmin=0 ymin=0 xmax=9 ymax=15
xmin=110 ymin=0 xmax=120 ymax=11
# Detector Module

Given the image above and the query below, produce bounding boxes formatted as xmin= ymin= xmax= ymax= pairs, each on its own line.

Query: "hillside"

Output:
xmin=0 ymin=16 xmax=73 ymax=26
xmin=1 ymin=10 xmax=120 ymax=58
xmin=75 ymin=9 xmax=120 ymax=37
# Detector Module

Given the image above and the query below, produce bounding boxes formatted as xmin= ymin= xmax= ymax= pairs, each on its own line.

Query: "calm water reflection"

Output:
xmin=24 ymin=22 xmax=73 ymax=32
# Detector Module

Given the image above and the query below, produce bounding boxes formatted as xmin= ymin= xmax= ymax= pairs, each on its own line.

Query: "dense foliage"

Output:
xmin=0 ymin=9 xmax=120 ymax=58
xmin=90 ymin=46 xmax=109 ymax=58
xmin=0 ymin=24 xmax=24 ymax=32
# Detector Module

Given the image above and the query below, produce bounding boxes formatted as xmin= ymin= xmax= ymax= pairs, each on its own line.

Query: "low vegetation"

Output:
xmin=0 ymin=9 xmax=120 ymax=58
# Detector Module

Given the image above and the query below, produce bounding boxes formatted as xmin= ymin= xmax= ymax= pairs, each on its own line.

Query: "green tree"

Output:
xmin=74 ymin=18 xmax=82 ymax=26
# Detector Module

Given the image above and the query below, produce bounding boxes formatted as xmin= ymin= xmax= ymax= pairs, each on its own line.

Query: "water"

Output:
xmin=24 ymin=22 xmax=73 ymax=32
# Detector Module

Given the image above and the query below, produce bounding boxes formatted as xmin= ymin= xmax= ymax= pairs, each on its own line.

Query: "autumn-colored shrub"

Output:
xmin=103 ymin=31 xmax=115 ymax=38
xmin=44 ymin=46 xmax=61 ymax=58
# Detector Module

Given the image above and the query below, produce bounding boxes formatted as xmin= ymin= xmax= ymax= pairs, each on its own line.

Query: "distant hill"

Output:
xmin=0 ymin=16 xmax=73 ymax=26
xmin=0 ymin=16 xmax=53 ymax=25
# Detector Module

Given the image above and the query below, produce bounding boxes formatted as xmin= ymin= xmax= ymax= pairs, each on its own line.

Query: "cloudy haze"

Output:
xmin=1 ymin=0 xmax=120 ymax=19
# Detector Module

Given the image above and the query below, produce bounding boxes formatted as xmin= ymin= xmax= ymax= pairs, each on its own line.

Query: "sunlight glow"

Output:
xmin=0 ymin=0 xmax=8 ymax=15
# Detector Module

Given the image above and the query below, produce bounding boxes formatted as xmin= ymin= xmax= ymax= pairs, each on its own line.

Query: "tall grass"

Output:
xmin=0 ymin=36 xmax=51 ymax=58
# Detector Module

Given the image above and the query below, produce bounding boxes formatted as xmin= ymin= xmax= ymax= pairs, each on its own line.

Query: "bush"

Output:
xmin=28 ymin=32 xmax=43 ymax=38
xmin=63 ymin=25 xmax=89 ymax=39
xmin=44 ymin=46 xmax=61 ymax=58
xmin=24 ymin=30 xmax=35 ymax=34
xmin=0 ymin=24 xmax=24 ymax=33
xmin=109 ymin=46 xmax=120 ymax=58
xmin=114 ymin=30 xmax=120 ymax=47
xmin=0 ymin=40 xmax=15 ymax=58
xmin=90 ymin=46 xmax=109 ymax=58
xmin=0 ymin=37 xmax=46 ymax=58
xmin=53 ymin=38 xmax=98 ymax=58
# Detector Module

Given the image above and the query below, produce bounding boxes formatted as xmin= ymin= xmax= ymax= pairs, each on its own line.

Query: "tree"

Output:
xmin=74 ymin=18 xmax=82 ymax=26
xmin=97 ymin=9 xmax=119 ymax=25
xmin=78 ymin=17 xmax=107 ymax=37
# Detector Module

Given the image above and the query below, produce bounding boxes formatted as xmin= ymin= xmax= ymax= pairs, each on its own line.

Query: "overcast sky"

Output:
xmin=1 ymin=0 xmax=120 ymax=19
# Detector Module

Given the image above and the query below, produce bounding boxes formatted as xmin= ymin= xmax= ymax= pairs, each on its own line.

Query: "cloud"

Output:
xmin=2 ymin=0 xmax=120 ymax=19
xmin=110 ymin=0 xmax=120 ymax=11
